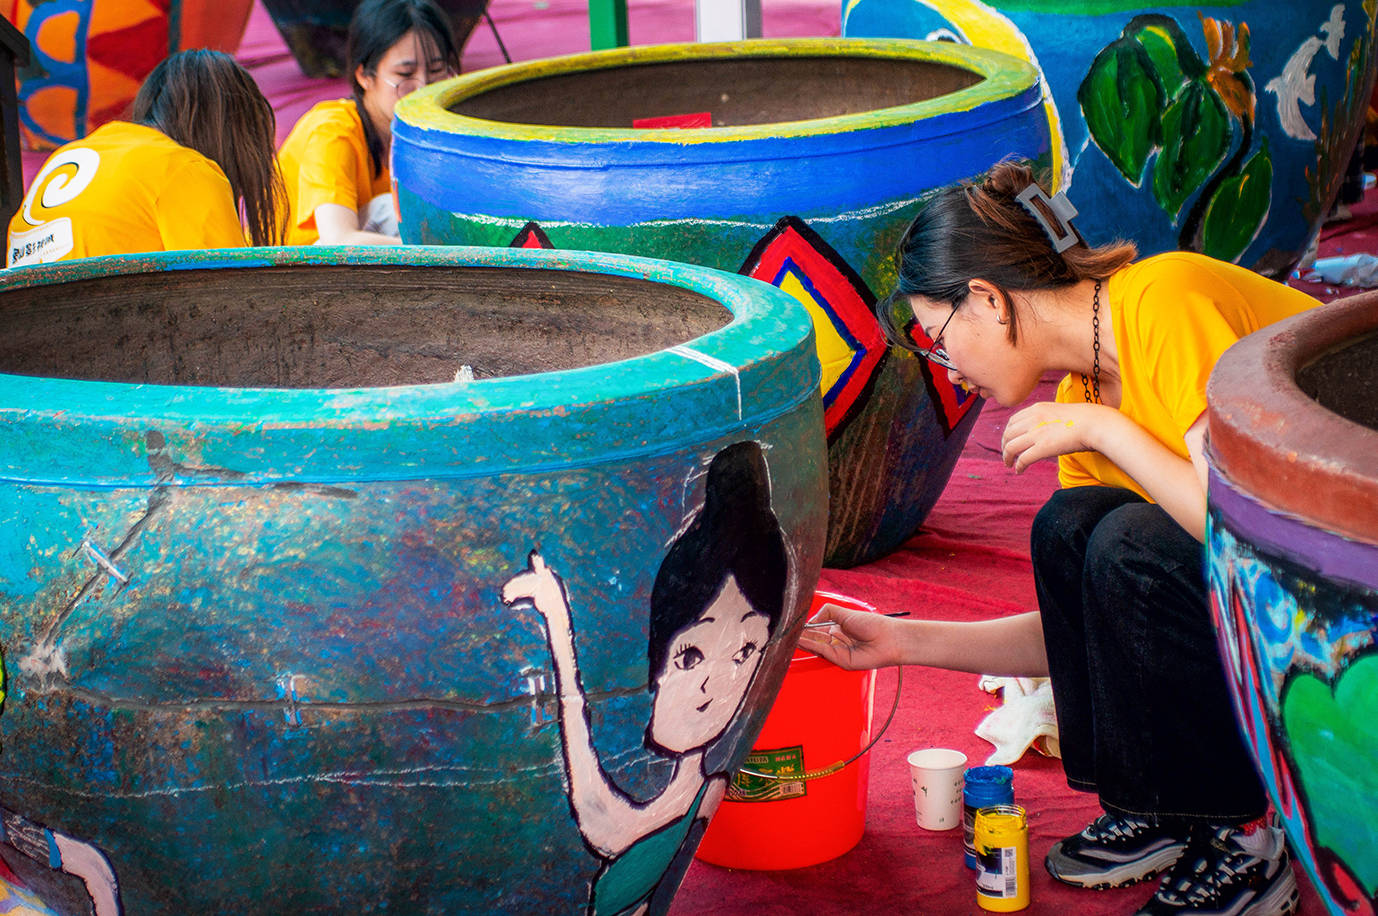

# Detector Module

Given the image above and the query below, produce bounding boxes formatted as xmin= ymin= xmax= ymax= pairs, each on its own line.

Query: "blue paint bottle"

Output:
xmin=964 ymin=766 xmax=1015 ymax=869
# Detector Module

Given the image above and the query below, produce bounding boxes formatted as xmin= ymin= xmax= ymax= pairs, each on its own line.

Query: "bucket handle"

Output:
xmin=734 ymin=666 xmax=903 ymax=782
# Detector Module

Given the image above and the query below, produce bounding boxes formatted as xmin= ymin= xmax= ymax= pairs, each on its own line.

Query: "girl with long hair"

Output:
xmin=276 ymin=0 xmax=459 ymax=245
xmin=7 ymin=49 xmax=284 ymax=267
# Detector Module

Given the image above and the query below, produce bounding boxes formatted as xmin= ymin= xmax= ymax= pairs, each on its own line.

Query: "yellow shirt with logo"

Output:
xmin=7 ymin=121 xmax=246 ymax=267
xmin=1056 ymin=252 xmax=1321 ymax=498
xmin=277 ymin=99 xmax=394 ymax=246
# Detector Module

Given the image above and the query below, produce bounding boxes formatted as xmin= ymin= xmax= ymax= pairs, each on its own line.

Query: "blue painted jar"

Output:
xmin=1206 ymin=290 xmax=1378 ymax=916
xmin=0 ymin=245 xmax=829 ymax=915
xmin=963 ymin=765 xmax=1015 ymax=869
xmin=844 ymin=0 xmax=1378 ymax=278
xmin=391 ymin=37 xmax=1051 ymax=566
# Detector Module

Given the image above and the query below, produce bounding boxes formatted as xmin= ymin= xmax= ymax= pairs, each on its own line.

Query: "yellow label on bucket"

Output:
xmin=727 ymin=746 xmax=808 ymax=802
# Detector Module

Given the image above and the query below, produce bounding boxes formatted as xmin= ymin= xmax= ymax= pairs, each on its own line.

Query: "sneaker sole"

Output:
xmin=1236 ymin=866 xmax=1300 ymax=916
xmin=1045 ymin=843 xmax=1187 ymax=890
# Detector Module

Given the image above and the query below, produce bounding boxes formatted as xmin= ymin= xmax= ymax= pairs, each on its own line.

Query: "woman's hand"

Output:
xmin=1000 ymin=401 xmax=1118 ymax=473
xmin=796 ymin=603 xmax=905 ymax=670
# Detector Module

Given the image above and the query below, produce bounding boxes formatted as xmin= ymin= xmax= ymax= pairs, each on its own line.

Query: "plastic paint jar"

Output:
xmin=963 ymin=765 xmax=1014 ymax=869
xmin=975 ymin=804 xmax=1030 ymax=912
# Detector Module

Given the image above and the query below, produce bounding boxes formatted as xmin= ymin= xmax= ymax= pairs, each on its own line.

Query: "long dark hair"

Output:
xmin=348 ymin=0 xmax=460 ymax=177
xmin=647 ymin=441 xmax=788 ymax=687
xmin=132 ymin=49 xmax=286 ymax=247
xmin=879 ymin=159 xmax=1137 ymax=347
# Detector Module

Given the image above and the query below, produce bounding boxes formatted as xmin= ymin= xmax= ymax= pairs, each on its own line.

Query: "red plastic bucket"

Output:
xmin=695 ymin=590 xmax=878 ymax=869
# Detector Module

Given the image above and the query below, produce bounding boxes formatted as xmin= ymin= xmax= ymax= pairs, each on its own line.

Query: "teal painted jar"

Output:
xmin=1206 ymin=291 xmax=1378 ymax=916
xmin=844 ymin=0 xmax=1378 ymax=278
xmin=0 ymin=246 xmax=828 ymax=915
xmin=391 ymin=37 xmax=1051 ymax=566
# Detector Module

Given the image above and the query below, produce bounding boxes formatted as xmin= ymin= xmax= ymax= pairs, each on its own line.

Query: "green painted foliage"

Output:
xmin=1137 ymin=25 xmax=1188 ymax=88
xmin=1201 ymin=145 xmax=1272 ymax=261
xmin=1130 ymin=15 xmax=1205 ymax=82
xmin=1282 ymin=653 xmax=1378 ymax=898
xmin=1152 ymin=80 xmax=1231 ymax=219
xmin=1078 ymin=39 xmax=1165 ymax=184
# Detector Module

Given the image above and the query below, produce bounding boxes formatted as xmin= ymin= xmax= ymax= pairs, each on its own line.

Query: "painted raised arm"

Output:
xmin=502 ymin=550 xmax=660 ymax=854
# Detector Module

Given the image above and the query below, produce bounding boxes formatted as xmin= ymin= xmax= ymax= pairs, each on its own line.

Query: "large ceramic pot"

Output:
xmin=0 ymin=246 xmax=828 ymax=915
xmin=392 ymin=37 xmax=1050 ymax=567
xmin=5 ymin=0 xmax=254 ymax=150
xmin=258 ymin=0 xmax=488 ymax=78
xmin=843 ymin=0 xmax=1378 ymax=278
xmin=1206 ymin=292 xmax=1378 ymax=916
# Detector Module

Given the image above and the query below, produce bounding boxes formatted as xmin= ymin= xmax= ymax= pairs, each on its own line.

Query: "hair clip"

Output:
xmin=1016 ymin=184 xmax=1081 ymax=253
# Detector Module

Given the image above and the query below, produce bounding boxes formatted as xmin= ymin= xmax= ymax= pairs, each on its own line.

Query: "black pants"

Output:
xmin=1031 ymin=485 xmax=1266 ymax=824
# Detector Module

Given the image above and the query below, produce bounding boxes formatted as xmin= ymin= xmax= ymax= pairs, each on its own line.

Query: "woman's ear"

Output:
xmin=354 ymin=64 xmax=374 ymax=94
xmin=967 ymin=278 xmax=1008 ymax=322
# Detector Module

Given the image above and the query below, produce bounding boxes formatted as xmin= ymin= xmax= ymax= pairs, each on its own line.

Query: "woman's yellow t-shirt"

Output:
xmin=1056 ymin=251 xmax=1321 ymax=498
xmin=7 ymin=121 xmax=246 ymax=267
xmin=277 ymin=99 xmax=393 ymax=245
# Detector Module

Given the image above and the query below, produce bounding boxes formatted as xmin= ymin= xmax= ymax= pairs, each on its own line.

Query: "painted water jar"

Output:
xmin=391 ymin=37 xmax=1051 ymax=567
xmin=1206 ymin=292 xmax=1378 ymax=916
xmin=843 ymin=0 xmax=1378 ymax=278
xmin=0 ymin=245 xmax=829 ymax=915
xmin=6 ymin=0 xmax=254 ymax=150
xmin=258 ymin=0 xmax=488 ymax=78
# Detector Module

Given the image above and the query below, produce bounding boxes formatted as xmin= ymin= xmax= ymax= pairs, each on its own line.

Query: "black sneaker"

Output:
xmin=1134 ymin=823 xmax=1299 ymax=916
xmin=1045 ymin=812 xmax=1189 ymax=889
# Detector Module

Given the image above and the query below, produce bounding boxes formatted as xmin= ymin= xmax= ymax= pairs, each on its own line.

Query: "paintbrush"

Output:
xmin=802 ymin=611 xmax=911 ymax=629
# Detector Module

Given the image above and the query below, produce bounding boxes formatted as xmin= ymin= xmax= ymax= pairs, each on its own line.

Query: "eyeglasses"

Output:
xmin=876 ymin=290 xmax=963 ymax=371
xmin=918 ymin=305 xmax=959 ymax=371
xmin=383 ymin=70 xmax=454 ymax=98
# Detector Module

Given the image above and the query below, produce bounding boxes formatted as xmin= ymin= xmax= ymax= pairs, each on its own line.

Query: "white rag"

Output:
xmin=974 ymin=675 xmax=1061 ymax=765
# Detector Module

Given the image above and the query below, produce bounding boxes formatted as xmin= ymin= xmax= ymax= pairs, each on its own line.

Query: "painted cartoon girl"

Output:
xmin=502 ymin=440 xmax=788 ymax=916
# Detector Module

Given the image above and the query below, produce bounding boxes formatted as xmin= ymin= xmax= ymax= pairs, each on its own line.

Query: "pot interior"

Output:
xmin=1297 ymin=330 xmax=1378 ymax=433
xmin=451 ymin=56 xmax=983 ymax=128
xmin=0 ymin=265 xmax=731 ymax=388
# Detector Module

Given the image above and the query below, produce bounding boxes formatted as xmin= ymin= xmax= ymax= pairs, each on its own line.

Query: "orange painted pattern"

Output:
xmin=8 ymin=0 xmax=251 ymax=150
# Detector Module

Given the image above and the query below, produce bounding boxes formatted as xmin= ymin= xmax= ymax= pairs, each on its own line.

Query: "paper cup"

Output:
xmin=908 ymin=747 xmax=967 ymax=830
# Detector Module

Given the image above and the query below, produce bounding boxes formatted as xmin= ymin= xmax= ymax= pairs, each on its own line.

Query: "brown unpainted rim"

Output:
xmin=1206 ymin=290 xmax=1378 ymax=544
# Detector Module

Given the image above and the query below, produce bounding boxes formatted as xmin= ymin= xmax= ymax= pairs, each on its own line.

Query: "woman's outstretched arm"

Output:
xmin=797 ymin=605 xmax=1049 ymax=677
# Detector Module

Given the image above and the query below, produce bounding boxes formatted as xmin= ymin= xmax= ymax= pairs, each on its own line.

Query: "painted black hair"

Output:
xmin=647 ymin=441 xmax=788 ymax=684
xmin=348 ymin=0 xmax=460 ymax=177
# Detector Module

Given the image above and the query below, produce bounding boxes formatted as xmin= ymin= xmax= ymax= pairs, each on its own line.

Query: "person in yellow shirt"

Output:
xmin=7 ymin=50 xmax=283 ymax=267
xmin=799 ymin=160 xmax=1319 ymax=916
xmin=277 ymin=0 xmax=459 ymax=246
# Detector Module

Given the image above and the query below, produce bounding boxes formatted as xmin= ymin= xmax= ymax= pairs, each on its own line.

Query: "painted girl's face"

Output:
xmin=357 ymin=29 xmax=453 ymax=126
xmin=650 ymin=575 xmax=771 ymax=754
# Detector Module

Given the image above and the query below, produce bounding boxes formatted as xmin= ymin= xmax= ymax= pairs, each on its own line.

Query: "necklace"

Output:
xmin=1080 ymin=280 xmax=1102 ymax=404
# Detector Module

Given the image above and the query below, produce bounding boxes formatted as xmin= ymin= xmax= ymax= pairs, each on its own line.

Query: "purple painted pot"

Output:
xmin=1206 ymin=292 xmax=1378 ymax=916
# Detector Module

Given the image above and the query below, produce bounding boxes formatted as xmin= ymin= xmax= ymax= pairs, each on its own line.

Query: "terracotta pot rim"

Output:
xmin=397 ymin=37 xmax=1039 ymax=145
xmin=1206 ymin=290 xmax=1378 ymax=544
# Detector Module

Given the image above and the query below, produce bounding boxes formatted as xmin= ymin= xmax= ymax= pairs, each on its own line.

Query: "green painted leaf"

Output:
xmin=1126 ymin=14 xmax=1204 ymax=84
xmin=1282 ymin=654 xmax=1378 ymax=898
xmin=1201 ymin=145 xmax=1272 ymax=261
xmin=1078 ymin=38 xmax=1165 ymax=185
xmin=1152 ymin=80 xmax=1231 ymax=220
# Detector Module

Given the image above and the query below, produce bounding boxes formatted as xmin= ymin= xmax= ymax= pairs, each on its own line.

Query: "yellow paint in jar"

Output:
xmin=974 ymin=804 xmax=1029 ymax=911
